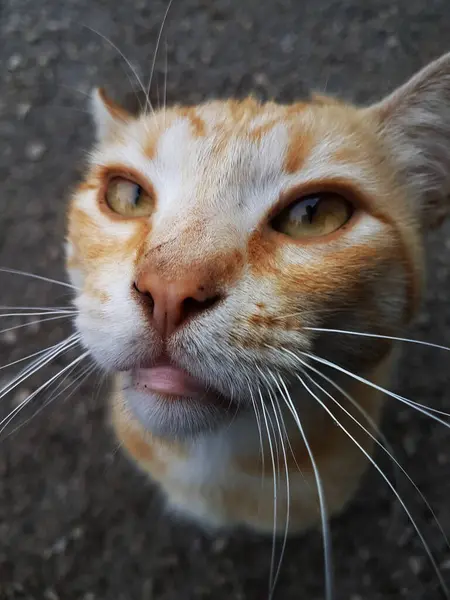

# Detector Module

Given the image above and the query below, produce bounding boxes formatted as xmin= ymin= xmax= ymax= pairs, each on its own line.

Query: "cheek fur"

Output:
xmin=70 ymin=260 xmax=156 ymax=371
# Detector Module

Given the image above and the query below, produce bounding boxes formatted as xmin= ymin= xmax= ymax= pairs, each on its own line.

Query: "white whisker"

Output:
xmin=286 ymin=352 xmax=403 ymax=534
xmin=259 ymin=389 xmax=278 ymax=598
xmin=0 ymin=350 xmax=89 ymax=434
xmin=0 ymin=267 xmax=77 ymax=290
xmin=42 ymin=359 xmax=96 ymax=410
xmin=300 ymin=351 xmax=450 ymax=427
xmin=83 ymin=26 xmax=150 ymax=115
xmin=295 ymin=359 xmax=450 ymax=554
xmin=295 ymin=371 xmax=449 ymax=599
xmin=163 ymin=38 xmax=169 ymax=126
xmin=146 ymin=0 xmax=175 ymax=118
xmin=265 ymin=373 xmax=290 ymax=598
xmin=246 ymin=382 xmax=266 ymax=483
xmin=4 ymin=360 xmax=96 ymax=439
xmin=0 ymin=339 xmax=77 ymax=373
xmin=276 ymin=374 xmax=334 ymax=600
xmin=0 ymin=334 xmax=80 ymax=403
xmin=0 ymin=306 xmax=75 ymax=312
xmin=265 ymin=398 xmax=282 ymax=493
xmin=0 ymin=314 xmax=74 ymax=337
xmin=0 ymin=336 xmax=79 ymax=410
xmin=305 ymin=327 xmax=450 ymax=353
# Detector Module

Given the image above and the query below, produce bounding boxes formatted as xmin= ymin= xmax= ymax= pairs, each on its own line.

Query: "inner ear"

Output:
xmin=119 ymin=90 xmax=150 ymax=117
xmin=366 ymin=52 xmax=450 ymax=229
xmin=90 ymin=88 xmax=134 ymax=142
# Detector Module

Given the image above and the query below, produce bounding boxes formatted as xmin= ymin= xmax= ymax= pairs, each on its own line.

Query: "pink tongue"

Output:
xmin=135 ymin=365 xmax=207 ymax=398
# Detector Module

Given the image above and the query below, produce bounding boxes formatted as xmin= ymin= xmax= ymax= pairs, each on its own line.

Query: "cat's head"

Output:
xmin=66 ymin=54 xmax=450 ymax=439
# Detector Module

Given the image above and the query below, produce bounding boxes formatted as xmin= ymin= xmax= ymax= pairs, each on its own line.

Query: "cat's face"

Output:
xmin=66 ymin=57 xmax=450 ymax=438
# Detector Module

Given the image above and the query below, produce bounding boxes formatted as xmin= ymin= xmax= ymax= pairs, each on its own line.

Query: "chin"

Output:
xmin=118 ymin=371 xmax=240 ymax=439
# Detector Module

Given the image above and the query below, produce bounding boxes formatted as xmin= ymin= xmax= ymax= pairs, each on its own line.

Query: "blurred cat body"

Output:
xmin=66 ymin=54 xmax=450 ymax=532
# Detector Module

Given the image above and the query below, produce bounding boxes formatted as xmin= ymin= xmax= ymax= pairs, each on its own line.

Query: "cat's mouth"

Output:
xmin=132 ymin=360 xmax=212 ymax=401
xmin=120 ymin=354 xmax=234 ymax=437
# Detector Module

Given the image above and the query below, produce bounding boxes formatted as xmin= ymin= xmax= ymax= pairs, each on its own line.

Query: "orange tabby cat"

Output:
xmin=67 ymin=52 xmax=449 ymax=544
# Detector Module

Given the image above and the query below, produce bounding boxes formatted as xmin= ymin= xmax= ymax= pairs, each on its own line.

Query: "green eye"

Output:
xmin=105 ymin=177 xmax=154 ymax=217
xmin=271 ymin=193 xmax=353 ymax=239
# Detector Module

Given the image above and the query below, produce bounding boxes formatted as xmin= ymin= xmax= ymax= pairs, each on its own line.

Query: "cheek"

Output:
xmin=73 ymin=258 xmax=142 ymax=333
xmin=65 ymin=241 xmax=84 ymax=290
xmin=66 ymin=196 xmax=149 ymax=274
xmin=224 ymin=277 xmax=312 ymax=352
xmin=240 ymin=228 xmax=408 ymax=357
xmin=66 ymin=201 xmax=148 ymax=306
xmin=73 ymin=272 xmax=155 ymax=371
xmin=75 ymin=258 xmax=136 ymax=314
xmin=271 ymin=231 xmax=403 ymax=310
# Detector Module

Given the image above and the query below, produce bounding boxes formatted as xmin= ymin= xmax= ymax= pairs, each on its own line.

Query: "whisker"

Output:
xmin=0 ymin=339 xmax=77 ymax=373
xmin=42 ymin=359 xmax=96 ymax=410
xmin=38 ymin=354 xmax=94 ymax=409
xmin=288 ymin=352 xmax=403 ymax=533
xmin=0 ymin=268 xmax=77 ymax=290
xmin=50 ymin=106 xmax=92 ymax=116
xmin=264 ymin=373 xmax=290 ymax=598
xmin=259 ymin=390 xmax=278 ymax=598
xmin=299 ymin=351 xmax=450 ymax=427
xmin=0 ymin=306 xmax=75 ymax=312
xmin=275 ymin=374 xmax=334 ymax=600
xmin=163 ymin=38 xmax=169 ymax=126
xmin=58 ymin=83 xmax=92 ymax=98
xmin=258 ymin=370 xmax=310 ymax=487
xmin=146 ymin=0 xmax=175 ymax=118
xmin=0 ymin=334 xmax=80 ymax=403
xmin=1 ymin=350 xmax=90 ymax=434
xmin=0 ymin=335 xmax=79 ymax=412
xmin=246 ymin=382 xmax=266 ymax=483
xmin=305 ymin=327 xmax=450 ymax=353
xmin=295 ymin=371 xmax=449 ymax=599
xmin=0 ymin=314 xmax=74 ymax=338
xmin=4 ymin=360 xmax=95 ymax=439
xmin=264 ymin=396 xmax=282 ymax=491
xmin=82 ymin=26 xmax=149 ymax=115
xmin=293 ymin=357 xmax=450 ymax=554
xmin=271 ymin=307 xmax=348 ymax=320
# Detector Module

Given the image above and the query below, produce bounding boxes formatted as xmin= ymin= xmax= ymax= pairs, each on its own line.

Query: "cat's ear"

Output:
xmin=368 ymin=53 xmax=450 ymax=228
xmin=90 ymin=88 xmax=132 ymax=142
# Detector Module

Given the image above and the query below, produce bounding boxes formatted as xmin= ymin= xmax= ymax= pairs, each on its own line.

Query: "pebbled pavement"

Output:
xmin=1 ymin=1 xmax=450 ymax=598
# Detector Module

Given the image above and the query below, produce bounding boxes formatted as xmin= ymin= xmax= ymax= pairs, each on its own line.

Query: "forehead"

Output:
xmin=92 ymin=99 xmax=387 ymax=231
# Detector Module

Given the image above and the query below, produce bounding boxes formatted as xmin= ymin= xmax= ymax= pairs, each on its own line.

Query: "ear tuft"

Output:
xmin=90 ymin=87 xmax=132 ymax=142
xmin=369 ymin=53 xmax=450 ymax=228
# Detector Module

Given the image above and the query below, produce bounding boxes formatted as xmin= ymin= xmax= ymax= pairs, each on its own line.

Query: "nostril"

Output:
xmin=134 ymin=281 xmax=148 ymax=295
xmin=134 ymin=281 xmax=154 ymax=306
xmin=182 ymin=294 xmax=222 ymax=320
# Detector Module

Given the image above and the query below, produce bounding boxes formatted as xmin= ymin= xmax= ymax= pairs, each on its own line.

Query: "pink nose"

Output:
xmin=134 ymin=271 xmax=222 ymax=337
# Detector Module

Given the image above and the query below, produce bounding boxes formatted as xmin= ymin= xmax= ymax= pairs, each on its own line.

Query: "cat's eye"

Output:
xmin=105 ymin=177 xmax=154 ymax=218
xmin=271 ymin=193 xmax=353 ymax=240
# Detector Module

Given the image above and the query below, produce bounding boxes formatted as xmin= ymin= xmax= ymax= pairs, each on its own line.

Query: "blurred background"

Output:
xmin=1 ymin=0 xmax=450 ymax=598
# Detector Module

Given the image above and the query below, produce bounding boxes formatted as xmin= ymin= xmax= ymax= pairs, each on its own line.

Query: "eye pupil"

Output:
xmin=306 ymin=201 xmax=317 ymax=224
xmin=133 ymin=185 xmax=142 ymax=206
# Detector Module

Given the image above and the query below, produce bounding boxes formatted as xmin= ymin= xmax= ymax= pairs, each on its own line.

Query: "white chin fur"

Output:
xmin=122 ymin=379 xmax=235 ymax=439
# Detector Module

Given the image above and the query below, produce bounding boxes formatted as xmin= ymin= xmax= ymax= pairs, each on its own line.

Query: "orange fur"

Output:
xmin=67 ymin=53 xmax=450 ymax=535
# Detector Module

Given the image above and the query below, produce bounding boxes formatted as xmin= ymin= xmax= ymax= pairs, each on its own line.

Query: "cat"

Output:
xmin=62 ymin=51 xmax=450 ymax=595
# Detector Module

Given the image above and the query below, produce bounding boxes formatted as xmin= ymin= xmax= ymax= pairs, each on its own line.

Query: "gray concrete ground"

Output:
xmin=1 ymin=0 xmax=450 ymax=598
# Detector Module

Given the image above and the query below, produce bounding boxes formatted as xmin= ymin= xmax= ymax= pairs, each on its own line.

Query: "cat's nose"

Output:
xmin=134 ymin=271 xmax=222 ymax=337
